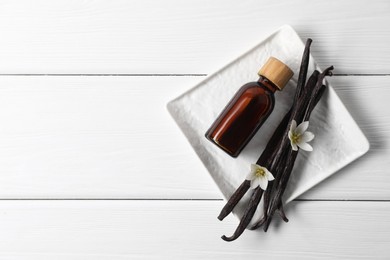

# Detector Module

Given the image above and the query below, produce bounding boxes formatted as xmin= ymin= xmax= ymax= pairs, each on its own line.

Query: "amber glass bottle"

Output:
xmin=205 ymin=57 xmax=293 ymax=157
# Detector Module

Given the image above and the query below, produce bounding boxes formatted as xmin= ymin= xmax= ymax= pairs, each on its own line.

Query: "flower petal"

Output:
xmin=300 ymin=131 xmax=315 ymax=142
xmin=290 ymin=120 xmax=297 ymax=132
xmin=250 ymin=178 xmax=260 ymax=189
xmin=246 ymin=171 xmax=255 ymax=181
xmin=266 ymin=171 xmax=274 ymax=181
xmin=297 ymin=142 xmax=313 ymax=151
xmin=295 ymin=121 xmax=309 ymax=135
xmin=250 ymin=164 xmax=258 ymax=173
xmin=259 ymin=177 xmax=268 ymax=191
xmin=288 ymin=129 xmax=293 ymax=141
xmin=290 ymin=140 xmax=298 ymax=151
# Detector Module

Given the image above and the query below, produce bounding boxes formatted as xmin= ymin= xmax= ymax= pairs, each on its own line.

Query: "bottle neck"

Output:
xmin=257 ymin=75 xmax=279 ymax=93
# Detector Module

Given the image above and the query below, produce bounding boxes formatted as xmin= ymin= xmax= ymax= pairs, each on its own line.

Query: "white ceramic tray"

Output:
xmin=167 ymin=25 xmax=369 ymax=225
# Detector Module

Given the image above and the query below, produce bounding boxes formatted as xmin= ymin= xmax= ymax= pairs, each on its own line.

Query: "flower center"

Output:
xmin=255 ymin=168 xmax=266 ymax=177
xmin=291 ymin=133 xmax=301 ymax=143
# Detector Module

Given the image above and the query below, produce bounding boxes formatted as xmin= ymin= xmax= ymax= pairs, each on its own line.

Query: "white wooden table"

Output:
xmin=0 ymin=1 xmax=389 ymax=259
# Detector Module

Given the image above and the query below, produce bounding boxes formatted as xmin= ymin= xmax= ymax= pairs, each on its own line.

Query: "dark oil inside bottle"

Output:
xmin=205 ymin=76 xmax=277 ymax=157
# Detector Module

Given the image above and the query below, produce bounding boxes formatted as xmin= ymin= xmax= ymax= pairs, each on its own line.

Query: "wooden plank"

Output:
xmin=0 ymin=200 xmax=388 ymax=259
xmin=0 ymin=76 xmax=388 ymax=200
xmin=0 ymin=0 xmax=389 ymax=74
xmin=0 ymin=76 xmax=218 ymax=199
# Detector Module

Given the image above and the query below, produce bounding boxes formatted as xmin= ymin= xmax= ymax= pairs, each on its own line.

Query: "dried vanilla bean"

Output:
xmin=221 ymin=187 xmax=263 ymax=241
xmin=217 ymin=38 xmax=334 ymax=240
xmin=295 ymin=38 xmax=313 ymax=97
xmin=251 ymin=39 xmax=314 ymax=225
xmin=262 ymin=67 xmax=334 ymax=231
xmin=218 ymin=38 xmax=313 ymax=240
xmin=249 ymin=45 xmax=317 ymax=230
xmin=263 ymin=150 xmax=298 ymax=231
xmin=218 ymin=180 xmax=250 ymax=221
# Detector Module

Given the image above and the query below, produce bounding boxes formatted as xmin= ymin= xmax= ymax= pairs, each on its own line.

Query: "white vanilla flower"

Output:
xmin=288 ymin=120 xmax=315 ymax=152
xmin=246 ymin=164 xmax=274 ymax=191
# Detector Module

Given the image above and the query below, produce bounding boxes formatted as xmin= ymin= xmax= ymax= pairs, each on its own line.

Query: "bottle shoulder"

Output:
xmin=238 ymin=81 xmax=274 ymax=97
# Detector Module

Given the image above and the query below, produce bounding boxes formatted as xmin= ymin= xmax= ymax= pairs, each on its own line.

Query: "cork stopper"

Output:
xmin=258 ymin=57 xmax=294 ymax=90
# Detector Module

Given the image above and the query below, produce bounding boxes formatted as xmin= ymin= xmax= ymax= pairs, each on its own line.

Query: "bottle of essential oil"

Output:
xmin=205 ymin=57 xmax=293 ymax=157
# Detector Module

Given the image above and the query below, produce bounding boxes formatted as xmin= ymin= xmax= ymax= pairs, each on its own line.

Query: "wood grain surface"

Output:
xmin=0 ymin=0 xmax=389 ymax=74
xmin=0 ymin=76 xmax=389 ymax=200
xmin=0 ymin=0 xmax=389 ymax=258
xmin=0 ymin=200 xmax=389 ymax=259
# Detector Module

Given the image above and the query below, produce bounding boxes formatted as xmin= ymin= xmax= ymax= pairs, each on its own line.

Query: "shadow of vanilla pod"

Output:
xmin=217 ymin=38 xmax=334 ymax=242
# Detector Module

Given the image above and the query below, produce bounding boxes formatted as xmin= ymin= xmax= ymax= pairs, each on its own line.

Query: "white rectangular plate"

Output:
xmin=167 ymin=25 xmax=369 ymax=225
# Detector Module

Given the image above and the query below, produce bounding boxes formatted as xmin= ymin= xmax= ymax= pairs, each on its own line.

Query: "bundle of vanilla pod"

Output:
xmin=217 ymin=39 xmax=334 ymax=242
